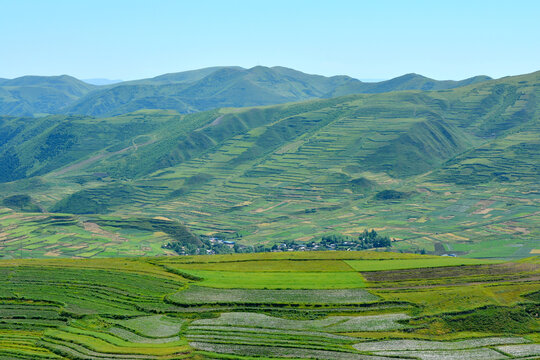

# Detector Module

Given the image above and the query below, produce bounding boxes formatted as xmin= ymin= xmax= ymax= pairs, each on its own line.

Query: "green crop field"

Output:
xmin=175 ymin=259 xmax=354 ymax=272
xmin=170 ymin=269 xmax=367 ymax=289
xmin=0 ymin=251 xmax=537 ymax=359
xmin=345 ymin=258 xmax=502 ymax=271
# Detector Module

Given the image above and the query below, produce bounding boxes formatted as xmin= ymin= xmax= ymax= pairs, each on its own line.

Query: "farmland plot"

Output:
xmin=346 ymin=258 xmax=500 ymax=272
xmin=108 ymin=327 xmax=181 ymax=344
xmin=176 ymin=259 xmax=353 ymax=272
xmin=192 ymin=312 xmax=410 ymax=332
xmin=111 ymin=315 xmax=185 ymax=338
xmin=374 ymin=348 xmax=508 ymax=360
xmin=185 ymin=312 xmax=414 ymax=359
xmin=190 ymin=341 xmax=397 ymax=359
xmin=169 ymin=285 xmax=378 ymax=304
xmin=353 ymin=337 xmax=530 ymax=351
xmin=173 ymin=269 xmax=366 ymax=288
xmin=188 ymin=325 xmax=359 ymax=341
xmin=496 ymin=344 xmax=540 ymax=357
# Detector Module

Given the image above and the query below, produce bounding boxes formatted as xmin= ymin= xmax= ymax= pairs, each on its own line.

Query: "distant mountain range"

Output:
xmin=0 ymin=66 xmax=492 ymax=117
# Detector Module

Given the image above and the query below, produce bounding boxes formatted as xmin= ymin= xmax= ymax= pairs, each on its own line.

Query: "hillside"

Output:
xmin=0 ymin=66 xmax=491 ymax=117
xmin=0 ymin=75 xmax=95 ymax=116
xmin=0 ymin=70 xmax=538 ymax=259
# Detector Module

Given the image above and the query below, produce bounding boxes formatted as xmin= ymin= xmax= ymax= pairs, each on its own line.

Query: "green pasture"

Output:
xmin=345 ymin=257 xmax=501 ymax=272
xmin=175 ymin=259 xmax=353 ymax=272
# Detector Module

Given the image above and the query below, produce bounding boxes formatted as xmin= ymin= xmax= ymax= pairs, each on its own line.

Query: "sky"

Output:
xmin=1 ymin=0 xmax=539 ymax=81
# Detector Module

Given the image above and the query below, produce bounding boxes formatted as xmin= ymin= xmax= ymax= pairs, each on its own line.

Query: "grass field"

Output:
xmin=170 ymin=269 xmax=367 ymax=289
xmin=0 ymin=251 xmax=537 ymax=359
xmin=175 ymin=259 xmax=354 ymax=272
xmin=345 ymin=258 xmax=501 ymax=271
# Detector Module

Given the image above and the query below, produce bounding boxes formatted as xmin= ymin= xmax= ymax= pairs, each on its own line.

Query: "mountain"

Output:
xmin=325 ymin=73 xmax=493 ymax=97
xmin=0 ymin=71 xmax=537 ymax=258
xmin=363 ymin=73 xmax=492 ymax=92
xmin=0 ymin=75 xmax=96 ymax=116
xmin=63 ymin=66 xmax=356 ymax=117
xmin=120 ymin=66 xmax=242 ymax=86
xmin=0 ymin=67 xmax=492 ymax=117
xmin=65 ymin=66 xmax=492 ymax=117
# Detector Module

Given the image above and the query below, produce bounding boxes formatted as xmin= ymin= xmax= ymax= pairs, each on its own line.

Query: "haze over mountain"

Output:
xmin=0 ymin=66 xmax=492 ymax=117
xmin=82 ymin=78 xmax=123 ymax=86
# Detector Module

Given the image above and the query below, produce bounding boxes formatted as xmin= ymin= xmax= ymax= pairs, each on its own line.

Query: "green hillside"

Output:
xmin=0 ymin=75 xmax=95 ymax=116
xmin=0 ymin=71 xmax=537 ymax=259
xmin=0 ymin=111 xmax=178 ymax=182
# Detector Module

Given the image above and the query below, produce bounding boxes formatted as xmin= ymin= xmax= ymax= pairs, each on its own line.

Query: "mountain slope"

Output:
xmin=1 ymin=71 xmax=536 ymax=185
xmin=0 ymin=110 xmax=180 ymax=182
xmin=0 ymin=75 xmax=96 ymax=116
xmin=123 ymin=66 xmax=242 ymax=85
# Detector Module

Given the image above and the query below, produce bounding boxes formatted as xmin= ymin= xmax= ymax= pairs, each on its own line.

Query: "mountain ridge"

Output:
xmin=0 ymin=66 xmax=494 ymax=117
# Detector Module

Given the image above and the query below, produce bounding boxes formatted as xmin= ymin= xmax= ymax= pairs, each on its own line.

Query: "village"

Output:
xmin=166 ymin=230 xmax=393 ymax=255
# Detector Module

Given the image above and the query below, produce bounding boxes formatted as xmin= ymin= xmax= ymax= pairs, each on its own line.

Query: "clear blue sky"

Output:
xmin=1 ymin=0 xmax=538 ymax=81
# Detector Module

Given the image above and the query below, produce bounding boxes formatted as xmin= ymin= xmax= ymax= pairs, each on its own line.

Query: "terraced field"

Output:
xmin=0 ymin=251 xmax=538 ymax=359
xmin=0 ymin=210 xmax=188 ymax=259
